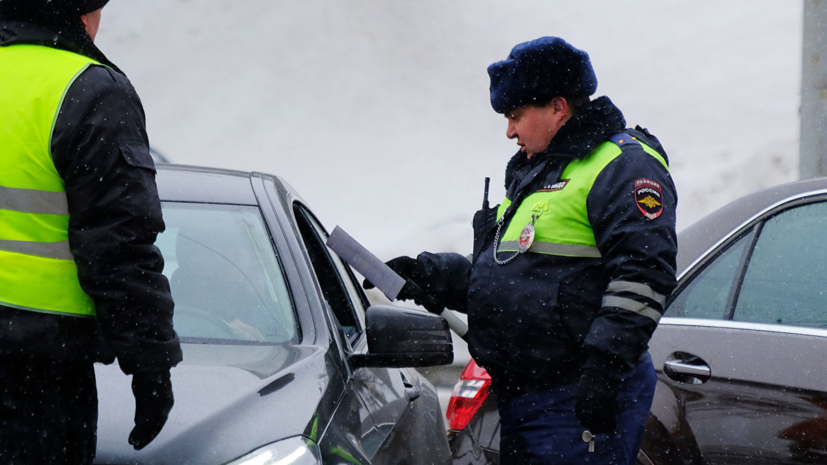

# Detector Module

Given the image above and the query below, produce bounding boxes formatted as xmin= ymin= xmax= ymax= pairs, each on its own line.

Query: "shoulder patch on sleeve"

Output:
xmin=634 ymin=178 xmax=663 ymax=220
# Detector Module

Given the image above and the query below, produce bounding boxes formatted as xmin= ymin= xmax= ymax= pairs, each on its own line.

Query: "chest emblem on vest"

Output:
xmin=634 ymin=178 xmax=664 ymax=220
xmin=537 ymin=179 xmax=569 ymax=192
xmin=518 ymin=224 xmax=535 ymax=253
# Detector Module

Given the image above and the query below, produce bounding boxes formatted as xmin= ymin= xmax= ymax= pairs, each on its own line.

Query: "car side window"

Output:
xmin=304 ymin=214 xmax=368 ymax=330
xmin=328 ymin=255 xmax=369 ymax=331
xmin=733 ymin=202 xmax=827 ymax=328
xmin=293 ymin=205 xmax=364 ymax=342
xmin=666 ymin=229 xmax=754 ymax=320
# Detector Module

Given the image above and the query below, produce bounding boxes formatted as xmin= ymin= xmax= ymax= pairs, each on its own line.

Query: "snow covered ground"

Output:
xmin=97 ymin=0 xmax=802 ymax=260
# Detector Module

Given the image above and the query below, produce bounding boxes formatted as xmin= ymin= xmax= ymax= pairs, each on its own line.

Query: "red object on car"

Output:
xmin=446 ymin=359 xmax=492 ymax=431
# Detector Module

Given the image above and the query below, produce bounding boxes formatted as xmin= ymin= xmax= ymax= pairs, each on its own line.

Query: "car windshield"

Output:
xmin=155 ymin=202 xmax=297 ymax=345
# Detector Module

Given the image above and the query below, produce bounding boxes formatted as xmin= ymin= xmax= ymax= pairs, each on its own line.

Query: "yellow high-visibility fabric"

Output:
xmin=0 ymin=44 xmax=98 ymax=317
xmin=497 ymin=140 xmax=668 ymax=256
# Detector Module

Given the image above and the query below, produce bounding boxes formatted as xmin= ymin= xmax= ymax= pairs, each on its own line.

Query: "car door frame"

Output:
xmin=288 ymin=198 xmax=428 ymax=460
xmin=251 ymin=174 xmax=380 ymax=460
xmin=254 ymin=174 xmax=430 ymax=461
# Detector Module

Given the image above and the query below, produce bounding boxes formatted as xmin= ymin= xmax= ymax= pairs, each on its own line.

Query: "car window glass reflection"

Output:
xmin=667 ymin=230 xmax=753 ymax=320
xmin=156 ymin=203 xmax=297 ymax=344
xmin=734 ymin=201 xmax=827 ymax=328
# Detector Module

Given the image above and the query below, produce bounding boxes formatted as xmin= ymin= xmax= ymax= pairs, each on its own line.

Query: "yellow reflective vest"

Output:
xmin=0 ymin=44 xmax=99 ymax=317
xmin=496 ymin=136 xmax=669 ymax=258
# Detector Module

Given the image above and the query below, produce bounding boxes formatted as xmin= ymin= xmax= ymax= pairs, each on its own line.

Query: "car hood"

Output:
xmin=94 ymin=343 xmax=338 ymax=465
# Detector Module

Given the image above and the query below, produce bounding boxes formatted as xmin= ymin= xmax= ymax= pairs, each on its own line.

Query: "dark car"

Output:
xmin=93 ymin=164 xmax=454 ymax=465
xmin=447 ymin=177 xmax=827 ymax=465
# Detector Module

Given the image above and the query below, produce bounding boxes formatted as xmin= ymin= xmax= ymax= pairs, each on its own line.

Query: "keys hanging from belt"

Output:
xmin=582 ymin=430 xmax=595 ymax=453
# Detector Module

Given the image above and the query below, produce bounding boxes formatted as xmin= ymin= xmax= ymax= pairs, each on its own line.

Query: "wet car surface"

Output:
xmin=93 ymin=165 xmax=454 ymax=465
xmin=447 ymin=177 xmax=827 ymax=465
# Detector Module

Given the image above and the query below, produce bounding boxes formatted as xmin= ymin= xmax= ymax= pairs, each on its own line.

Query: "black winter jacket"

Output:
xmin=420 ymin=97 xmax=677 ymax=396
xmin=0 ymin=21 xmax=182 ymax=375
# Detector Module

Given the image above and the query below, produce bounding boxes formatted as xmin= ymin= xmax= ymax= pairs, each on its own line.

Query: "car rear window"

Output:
xmin=155 ymin=203 xmax=297 ymax=345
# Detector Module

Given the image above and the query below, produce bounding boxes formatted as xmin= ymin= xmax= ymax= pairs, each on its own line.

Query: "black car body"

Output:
xmin=447 ymin=177 xmax=827 ymax=465
xmin=93 ymin=165 xmax=454 ymax=465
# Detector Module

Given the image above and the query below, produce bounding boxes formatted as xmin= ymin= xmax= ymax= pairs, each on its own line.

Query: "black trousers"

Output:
xmin=0 ymin=356 xmax=98 ymax=465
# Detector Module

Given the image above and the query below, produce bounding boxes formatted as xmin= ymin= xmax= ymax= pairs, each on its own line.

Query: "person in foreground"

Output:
xmin=367 ymin=37 xmax=677 ymax=464
xmin=0 ymin=1 xmax=182 ymax=463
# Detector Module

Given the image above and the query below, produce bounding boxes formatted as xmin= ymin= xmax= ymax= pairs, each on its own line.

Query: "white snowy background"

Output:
xmin=97 ymin=0 xmax=802 ymax=261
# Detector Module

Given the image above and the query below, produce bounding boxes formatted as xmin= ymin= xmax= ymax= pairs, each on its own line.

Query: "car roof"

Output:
xmin=155 ymin=163 xmax=301 ymax=206
xmin=156 ymin=164 xmax=258 ymax=204
xmin=677 ymin=177 xmax=827 ymax=275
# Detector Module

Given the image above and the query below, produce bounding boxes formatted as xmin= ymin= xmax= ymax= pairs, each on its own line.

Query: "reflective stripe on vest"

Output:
xmin=0 ymin=185 xmax=69 ymax=215
xmin=497 ymin=241 xmax=602 ymax=258
xmin=496 ymin=136 xmax=669 ymax=258
xmin=0 ymin=44 xmax=98 ymax=317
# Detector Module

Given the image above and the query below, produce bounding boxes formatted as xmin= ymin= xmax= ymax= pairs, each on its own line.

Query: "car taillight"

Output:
xmin=446 ymin=359 xmax=491 ymax=431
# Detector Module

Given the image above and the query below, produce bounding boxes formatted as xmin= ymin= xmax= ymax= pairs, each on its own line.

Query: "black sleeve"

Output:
xmin=583 ymin=143 xmax=678 ymax=371
xmin=417 ymin=252 xmax=472 ymax=313
xmin=51 ymin=65 xmax=182 ymax=375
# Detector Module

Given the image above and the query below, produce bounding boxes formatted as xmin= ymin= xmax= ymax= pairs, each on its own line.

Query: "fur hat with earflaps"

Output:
xmin=0 ymin=0 xmax=111 ymax=31
xmin=488 ymin=37 xmax=598 ymax=114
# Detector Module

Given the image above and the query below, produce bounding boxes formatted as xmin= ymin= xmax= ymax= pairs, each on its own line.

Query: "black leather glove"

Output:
xmin=574 ymin=352 xmax=626 ymax=435
xmin=363 ymin=254 xmax=461 ymax=314
xmin=363 ymin=256 xmax=422 ymax=299
xmin=362 ymin=256 xmax=441 ymax=312
xmin=129 ymin=369 xmax=174 ymax=450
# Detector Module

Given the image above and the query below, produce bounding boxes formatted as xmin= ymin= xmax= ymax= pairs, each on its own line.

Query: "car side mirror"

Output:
xmin=349 ymin=305 xmax=453 ymax=368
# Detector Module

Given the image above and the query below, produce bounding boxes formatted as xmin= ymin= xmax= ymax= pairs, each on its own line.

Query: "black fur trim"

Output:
xmin=504 ymin=96 xmax=626 ymax=190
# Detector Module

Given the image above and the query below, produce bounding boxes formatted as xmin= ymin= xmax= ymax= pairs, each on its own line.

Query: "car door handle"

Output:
xmin=664 ymin=360 xmax=711 ymax=378
xmin=405 ymin=384 xmax=421 ymax=401
xmin=400 ymin=372 xmax=421 ymax=401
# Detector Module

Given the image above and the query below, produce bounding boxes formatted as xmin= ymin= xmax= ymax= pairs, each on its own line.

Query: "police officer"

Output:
xmin=0 ymin=1 xmax=182 ymax=463
xmin=369 ymin=37 xmax=677 ymax=464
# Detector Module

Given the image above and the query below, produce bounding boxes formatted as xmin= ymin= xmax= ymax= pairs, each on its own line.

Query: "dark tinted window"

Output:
xmin=294 ymin=205 xmax=364 ymax=342
xmin=667 ymin=230 xmax=753 ymax=320
xmin=734 ymin=202 xmax=827 ymax=328
xmin=157 ymin=203 xmax=297 ymax=344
